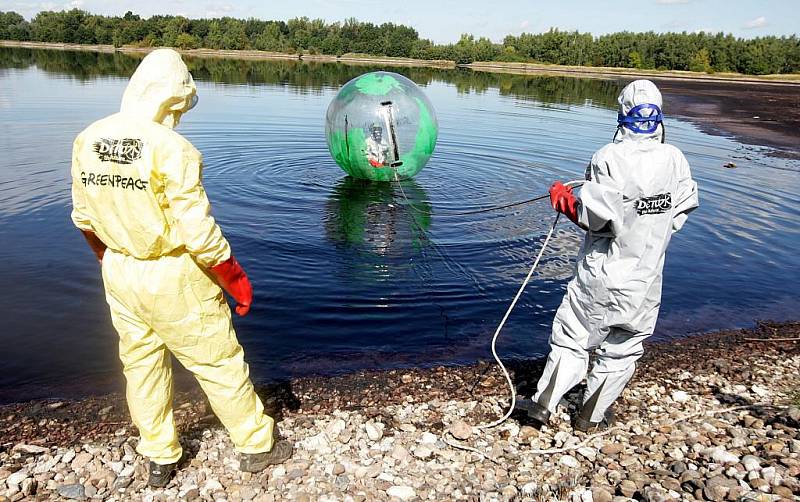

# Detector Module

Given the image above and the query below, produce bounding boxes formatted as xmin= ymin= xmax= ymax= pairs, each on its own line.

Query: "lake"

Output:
xmin=1 ymin=48 xmax=798 ymax=402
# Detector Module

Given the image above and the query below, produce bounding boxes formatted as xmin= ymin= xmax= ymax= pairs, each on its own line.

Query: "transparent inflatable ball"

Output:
xmin=325 ymin=71 xmax=438 ymax=181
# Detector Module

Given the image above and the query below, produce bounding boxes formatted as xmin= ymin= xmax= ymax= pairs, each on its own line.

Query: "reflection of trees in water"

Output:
xmin=0 ymin=47 xmax=620 ymax=109
xmin=0 ymin=47 xmax=140 ymax=79
xmin=323 ymin=176 xmax=431 ymax=258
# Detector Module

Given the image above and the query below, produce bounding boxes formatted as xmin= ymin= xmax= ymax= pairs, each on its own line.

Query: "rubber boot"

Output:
xmin=573 ymin=379 xmax=615 ymax=433
xmin=514 ymin=398 xmax=551 ymax=426
xmin=515 ymin=358 xmax=566 ymax=426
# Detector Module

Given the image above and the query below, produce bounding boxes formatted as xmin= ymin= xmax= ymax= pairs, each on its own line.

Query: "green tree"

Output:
xmin=0 ymin=11 xmax=31 ymax=40
xmin=253 ymin=23 xmax=286 ymax=51
xmin=628 ymin=51 xmax=643 ymax=69
xmin=220 ymin=19 xmax=248 ymax=49
xmin=6 ymin=9 xmax=800 ymax=75
xmin=162 ymin=16 xmax=190 ymax=48
xmin=174 ymin=32 xmax=200 ymax=49
xmin=689 ymin=48 xmax=712 ymax=73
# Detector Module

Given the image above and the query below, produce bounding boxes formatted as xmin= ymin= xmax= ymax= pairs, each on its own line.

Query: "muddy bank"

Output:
xmin=1 ymin=321 xmax=798 ymax=500
xmin=468 ymin=64 xmax=800 ymax=157
xmin=658 ymin=80 xmax=800 ymax=156
xmin=6 ymin=41 xmax=800 ymax=83
xmin=465 ymin=61 xmax=800 ymax=85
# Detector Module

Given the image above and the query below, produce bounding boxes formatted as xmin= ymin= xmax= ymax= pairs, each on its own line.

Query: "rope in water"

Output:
xmin=476 ymin=211 xmax=562 ymax=429
xmin=391 ymin=172 xmax=585 ymax=433
xmin=475 ymin=179 xmax=584 ymax=429
xmin=393 ymin=192 xmax=552 ymax=217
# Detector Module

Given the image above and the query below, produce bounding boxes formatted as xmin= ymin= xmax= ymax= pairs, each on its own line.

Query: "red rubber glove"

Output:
xmin=209 ymin=256 xmax=253 ymax=316
xmin=80 ymin=230 xmax=107 ymax=262
xmin=369 ymin=159 xmax=383 ymax=168
xmin=549 ymin=181 xmax=580 ymax=225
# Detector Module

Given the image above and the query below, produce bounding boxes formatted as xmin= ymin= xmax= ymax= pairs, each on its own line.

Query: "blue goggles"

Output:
xmin=617 ymin=103 xmax=663 ymax=134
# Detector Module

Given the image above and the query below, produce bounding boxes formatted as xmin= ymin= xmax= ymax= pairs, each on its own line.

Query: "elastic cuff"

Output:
xmin=234 ymin=438 xmax=275 ymax=455
xmin=146 ymin=452 xmax=183 ymax=465
xmin=137 ymin=444 xmax=183 ymax=465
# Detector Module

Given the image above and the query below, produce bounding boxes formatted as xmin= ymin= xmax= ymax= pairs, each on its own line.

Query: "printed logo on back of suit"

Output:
xmin=636 ymin=193 xmax=672 ymax=215
xmin=93 ymin=138 xmax=143 ymax=164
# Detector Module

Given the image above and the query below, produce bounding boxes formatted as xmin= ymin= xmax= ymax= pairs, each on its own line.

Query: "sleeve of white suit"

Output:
xmin=671 ymin=150 xmax=699 ymax=233
xmin=577 ymin=153 xmax=625 ymax=237
xmin=161 ymin=141 xmax=231 ymax=268
xmin=70 ymin=134 xmax=94 ymax=232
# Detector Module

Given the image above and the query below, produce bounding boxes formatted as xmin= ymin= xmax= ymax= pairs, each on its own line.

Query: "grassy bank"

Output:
xmin=0 ymin=40 xmax=455 ymax=69
xmin=4 ymin=40 xmax=800 ymax=85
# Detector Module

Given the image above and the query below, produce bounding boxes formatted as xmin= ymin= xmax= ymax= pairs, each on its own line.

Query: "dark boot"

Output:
xmin=239 ymin=439 xmax=293 ymax=473
xmin=573 ymin=407 xmax=615 ymax=433
xmin=573 ymin=379 xmax=615 ymax=433
xmin=515 ymin=359 xmax=561 ymax=426
xmin=148 ymin=460 xmax=178 ymax=488
xmin=514 ymin=398 xmax=551 ymax=426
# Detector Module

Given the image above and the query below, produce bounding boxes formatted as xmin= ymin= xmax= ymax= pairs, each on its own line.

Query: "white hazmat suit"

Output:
xmin=530 ymin=80 xmax=699 ymax=428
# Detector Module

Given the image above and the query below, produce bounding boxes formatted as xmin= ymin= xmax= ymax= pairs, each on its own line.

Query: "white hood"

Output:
xmin=614 ymin=79 xmax=663 ymax=144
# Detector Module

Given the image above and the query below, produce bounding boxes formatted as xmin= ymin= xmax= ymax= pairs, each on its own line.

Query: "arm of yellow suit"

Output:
xmin=71 ymin=136 xmax=107 ymax=262
xmin=160 ymin=141 xmax=231 ymax=268
xmin=70 ymin=134 xmax=94 ymax=232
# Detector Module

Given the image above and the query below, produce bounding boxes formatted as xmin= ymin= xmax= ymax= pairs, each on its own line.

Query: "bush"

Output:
xmin=689 ymin=48 xmax=712 ymax=73
xmin=174 ymin=32 xmax=200 ymax=49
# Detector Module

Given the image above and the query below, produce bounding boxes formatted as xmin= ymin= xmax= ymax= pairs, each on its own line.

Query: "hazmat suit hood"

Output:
xmin=120 ymin=49 xmax=197 ymax=129
xmin=614 ymin=79 xmax=663 ymax=144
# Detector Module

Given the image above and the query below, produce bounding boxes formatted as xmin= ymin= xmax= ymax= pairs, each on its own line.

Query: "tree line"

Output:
xmin=1 ymin=9 xmax=798 ymax=75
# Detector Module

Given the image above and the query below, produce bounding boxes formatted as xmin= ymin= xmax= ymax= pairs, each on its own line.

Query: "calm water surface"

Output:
xmin=1 ymin=49 xmax=799 ymax=402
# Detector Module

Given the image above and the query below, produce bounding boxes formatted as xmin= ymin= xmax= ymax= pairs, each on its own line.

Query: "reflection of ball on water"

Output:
xmin=324 ymin=177 xmax=432 ymax=256
xmin=325 ymin=71 xmax=438 ymax=181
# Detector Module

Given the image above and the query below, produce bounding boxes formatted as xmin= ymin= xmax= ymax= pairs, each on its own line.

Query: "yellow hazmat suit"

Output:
xmin=71 ymin=49 xmax=274 ymax=464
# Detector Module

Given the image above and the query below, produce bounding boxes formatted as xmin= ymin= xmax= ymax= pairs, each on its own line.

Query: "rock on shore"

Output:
xmin=1 ymin=321 xmax=798 ymax=501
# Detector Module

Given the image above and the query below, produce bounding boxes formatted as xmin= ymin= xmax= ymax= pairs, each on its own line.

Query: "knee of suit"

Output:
xmin=592 ymin=351 xmax=642 ymax=374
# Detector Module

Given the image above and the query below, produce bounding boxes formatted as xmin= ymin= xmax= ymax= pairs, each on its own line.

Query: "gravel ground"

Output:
xmin=1 ymin=321 xmax=798 ymax=501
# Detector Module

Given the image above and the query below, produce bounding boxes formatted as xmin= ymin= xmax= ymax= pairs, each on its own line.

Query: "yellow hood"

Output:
xmin=120 ymin=49 xmax=197 ymax=129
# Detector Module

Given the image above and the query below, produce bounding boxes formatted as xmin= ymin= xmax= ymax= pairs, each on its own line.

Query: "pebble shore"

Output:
xmin=1 ymin=321 xmax=798 ymax=501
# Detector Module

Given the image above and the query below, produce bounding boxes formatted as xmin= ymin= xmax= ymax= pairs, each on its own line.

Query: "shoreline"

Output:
xmin=1 ymin=321 xmax=799 ymax=500
xmin=464 ymin=61 xmax=800 ymax=86
xmin=0 ymin=40 xmax=455 ymax=69
xmin=3 ymin=40 xmax=800 ymax=84
xmin=4 ymin=39 xmax=800 ymax=156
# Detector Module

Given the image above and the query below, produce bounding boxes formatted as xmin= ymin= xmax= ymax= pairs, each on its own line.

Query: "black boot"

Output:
xmin=515 ymin=398 xmax=551 ymax=426
xmin=573 ymin=379 xmax=615 ymax=433
xmin=148 ymin=460 xmax=178 ymax=488
xmin=516 ymin=359 xmax=561 ymax=426
xmin=573 ymin=407 xmax=615 ymax=433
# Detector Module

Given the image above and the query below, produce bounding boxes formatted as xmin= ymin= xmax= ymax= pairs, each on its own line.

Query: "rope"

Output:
xmin=391 ymin=172 xmax=586 ymax=446
xmin=389 ymin=173 xmax=550 ymax=216
xmin=744 ymin=337 xmax=800 ymax=342
xmin=393 ymin=172 xmax=485 ymax=292
xmin=390 ymin=174 xmax=785 ymax=463
xmin=476 ymin=179 xmax=583 ymax=430
xmin=443 ymin=403 xmax=788 ymax=461
xmin=476 ymin=212 xmax=562 ymax=429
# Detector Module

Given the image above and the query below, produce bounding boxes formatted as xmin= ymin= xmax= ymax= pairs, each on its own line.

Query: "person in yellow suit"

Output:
xmin=70 ymin=49 xmax=292 ymax=488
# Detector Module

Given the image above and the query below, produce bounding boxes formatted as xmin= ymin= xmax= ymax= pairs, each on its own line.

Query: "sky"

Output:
xmin=2 ymin=0 xmax=798 ymax=44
